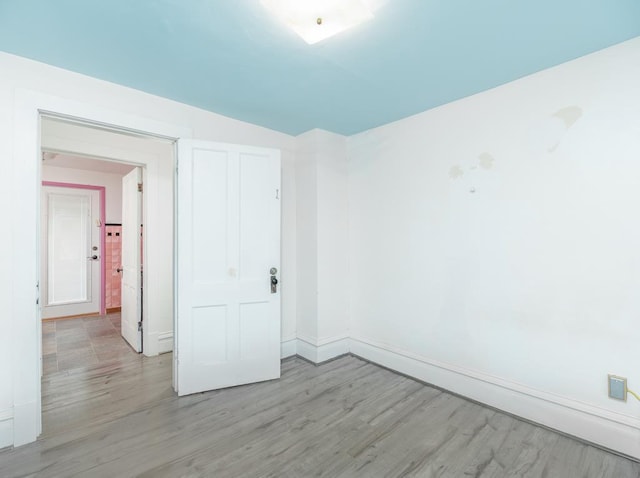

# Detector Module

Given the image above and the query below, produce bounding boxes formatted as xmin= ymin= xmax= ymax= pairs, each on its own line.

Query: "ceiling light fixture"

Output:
xmin=260 ymin=0 xmax=376 ymax=45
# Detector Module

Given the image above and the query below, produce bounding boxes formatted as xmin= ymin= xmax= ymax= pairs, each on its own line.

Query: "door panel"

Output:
xmin=192 ymin=306 xmax=228 ymax=364
xmin=121 ymin=167 xmax=142 ymax=352
xmin=48 ymin=194 xmax=90 ymax=304
xmin=177 ymin=140 xmax=281 ymax=396
xmin=239 ymin=302 xmax=271 ymax=359
xmin=191 ymin=150 xmax=228 ymax=284
xmin=239 ymin=153 xmax=274 ymax=278
xmin=41 ymin=186 xmax=101 ymax=319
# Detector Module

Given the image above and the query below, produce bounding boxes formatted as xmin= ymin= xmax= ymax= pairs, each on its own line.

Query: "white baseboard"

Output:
xmin=296 ymin=335 xmax=350 ymax=364
xmin=0 ymin=408 xmax=13 ymax=449
xmin=350 ymin=336 xmax=640 ymax=460
xmin=144 ymin=331 xmax=174 ymax=357
xmin=281 ymin=337 xmax=297 ymax=359
xmin=158 ymin=332 xmax=174 ymax=354
xmin=12 ymin=401 xmax=38 ymax=447
xmin=142 ymin=333 xmax=345 ymax=361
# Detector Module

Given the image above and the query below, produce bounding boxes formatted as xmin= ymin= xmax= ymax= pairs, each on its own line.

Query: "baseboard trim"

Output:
xmin=144 ymin=331 xmax=174 ymax=357
xmin=157 ymin=332 xmax=173 ymax=354
xmin=0 ymin=408 xmax=13 ymax=449
xmin=42 ymin=312 xmax=100 ymax=321
xmin=281 ymin=338 xmax=297 ymax=359
xmin=12 ymin=401 xmax=37 ymax=447
xmin=296 ymin=335 xmax=350 ymax=364
xmin=350 ymin=336 xmax=640 ymax=460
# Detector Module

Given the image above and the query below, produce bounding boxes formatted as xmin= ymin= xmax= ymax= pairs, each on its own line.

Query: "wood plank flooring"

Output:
xmin=42 ymin=313 xmax=134 ymax=374
xmin=0 ymin=354 xmax=638 ymax=477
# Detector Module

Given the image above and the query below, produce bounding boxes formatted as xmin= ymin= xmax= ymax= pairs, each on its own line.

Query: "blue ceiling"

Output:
xmin=1 ymin=1 xmax=639 ymax=136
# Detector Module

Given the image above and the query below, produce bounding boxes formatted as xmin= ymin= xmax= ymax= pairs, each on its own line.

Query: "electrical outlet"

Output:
xmin=608 ymin=374 xmax=627 ymax=401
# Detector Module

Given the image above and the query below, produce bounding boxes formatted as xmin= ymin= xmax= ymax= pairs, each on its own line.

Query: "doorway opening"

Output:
xmin=38 ymin=114 xmax=176 ymax=436
xmin=40 ymin=156 xmax=143 ymax=374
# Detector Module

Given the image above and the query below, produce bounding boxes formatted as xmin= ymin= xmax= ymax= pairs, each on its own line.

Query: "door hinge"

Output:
xmin=138 ymin=321 xmax=143 ymax=331
xmin=138 ymin=182 xmax=143 ymax=193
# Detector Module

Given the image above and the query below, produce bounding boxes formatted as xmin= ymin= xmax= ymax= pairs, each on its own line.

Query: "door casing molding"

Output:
xmin=12 ymin=88 xmax=192 ymax=447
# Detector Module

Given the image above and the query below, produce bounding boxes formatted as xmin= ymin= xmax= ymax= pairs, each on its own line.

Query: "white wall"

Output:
xmin=347 ymin=37 xmax=640 ymax=458
xmin=295 ymin=131 xmax=319 ymax=346
xmin=41 ymin=166 xmax=125 ymax=224
xmin=316 ymin=132 xmax=349 ymax=348
xmin=280 ymin=145 xmax=298 ymax=349
xmin=0 ymin=51 xmax=297 ymax=449
xmin=295 ymin=130 xmax=350 ymax=362
xmin=0 ymin=89 xmax=12 ymax=444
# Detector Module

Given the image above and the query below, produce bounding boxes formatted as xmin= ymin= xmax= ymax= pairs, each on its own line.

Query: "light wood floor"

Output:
xmin=42 ymin=313 xmax=134 ymax=374
xmin=0 ymin=354 xmax=638 ymax=477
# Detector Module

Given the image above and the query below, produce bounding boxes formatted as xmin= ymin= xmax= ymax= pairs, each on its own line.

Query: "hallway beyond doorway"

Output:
xmin=42 ymin=312 xmax=138 ymax=374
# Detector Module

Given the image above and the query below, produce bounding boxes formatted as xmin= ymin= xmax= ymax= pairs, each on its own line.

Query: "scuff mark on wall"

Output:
xmin=449 ymin=153 xmax=496 ymax=193
xmin=529 ymin=105 xmax=584 ymax=153
xmin=553 ymin=106 xmax=583 ymax=129
xmin=478 ymin=152 xmax=495 ymax=170
xmin=547 ymin=106 xmax=583 ymax=152
xmin=449 ymin=165 xmax=464 ymax=179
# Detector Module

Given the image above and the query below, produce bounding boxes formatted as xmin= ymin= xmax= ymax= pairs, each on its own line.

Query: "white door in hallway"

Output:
xmin=41 ymin=186 xmax=101 ymax=319
xmin=176 ymin=140 xmax=281 ymax=396
xmin=121 ymin=167 xmax=143 ymax=352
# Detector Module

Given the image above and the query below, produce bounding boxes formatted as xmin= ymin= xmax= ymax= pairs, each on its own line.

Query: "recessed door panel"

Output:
xmin=47 ymin=194 xmax=90 ymax=304
xmin=239 ymin=302 xmax=270 ymax=360
xmin=192 ymin=306 xmax=228 ymax=364
xmin=192 ymin=150 xmax=229 ymax=285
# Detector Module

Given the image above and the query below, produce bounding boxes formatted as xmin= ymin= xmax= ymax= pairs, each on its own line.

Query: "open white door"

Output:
xmin=121 ymin=167 xmax=142 ymax=352
xmin=176 ymin=140 xmax=281 ymax=396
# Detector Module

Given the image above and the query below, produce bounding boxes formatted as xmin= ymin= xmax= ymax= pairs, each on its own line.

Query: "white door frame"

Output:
xmin=12 ymin=89 xmax=192 ymax=446
xmin=41 ymin=130 xmax=173 ymax=358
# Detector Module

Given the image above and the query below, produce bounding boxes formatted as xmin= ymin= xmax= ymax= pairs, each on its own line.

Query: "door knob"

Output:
xmin=270 ymin=267 xmax=278 ymax=293
xmin=87 ymin=255 xmax=99 ymax=260
xmin=116 ymin=267 xmax=123 ymax=273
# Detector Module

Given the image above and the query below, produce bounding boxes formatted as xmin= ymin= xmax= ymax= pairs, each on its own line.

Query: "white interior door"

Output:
xmin=41 ymin=186 xmax=101 ymax=319
xmin=176 ymin=140 xmax=281 ymax=396
xmin=121 ymin=167 xmax=142 ymax=352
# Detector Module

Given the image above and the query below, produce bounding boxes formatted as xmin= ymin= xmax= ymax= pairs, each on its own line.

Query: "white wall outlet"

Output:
xmin=608 ymin=374 xmax=627 ymax=401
